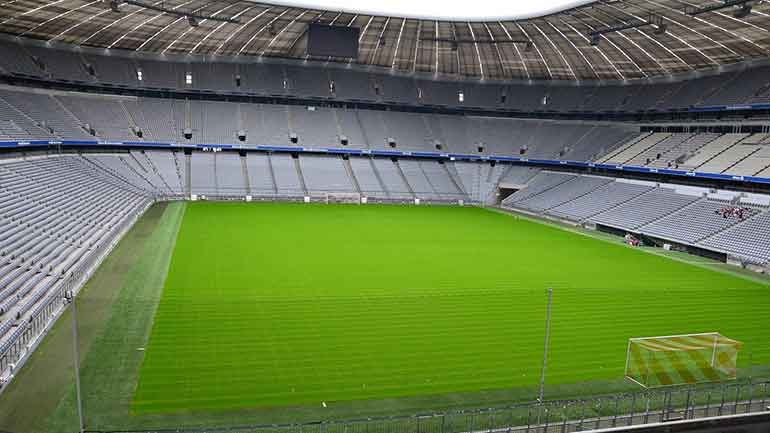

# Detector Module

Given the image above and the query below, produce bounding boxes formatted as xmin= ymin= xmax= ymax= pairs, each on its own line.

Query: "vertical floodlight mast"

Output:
xmin=70 ymin=286 xmax=85 ymax=433
xmin=538 ymin=288 xmax=553 ymax=403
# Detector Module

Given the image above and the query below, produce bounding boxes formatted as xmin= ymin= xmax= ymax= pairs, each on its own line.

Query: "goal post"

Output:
xmin=322 ymin=192 xmax=362 ymax=204
xmin=624 ymin=332 xmax=742 ymax=388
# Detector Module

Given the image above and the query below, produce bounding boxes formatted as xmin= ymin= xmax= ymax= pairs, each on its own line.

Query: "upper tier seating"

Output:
xmin=2 ymin=39 xmax=770 ymax=111
xmin=647 ymin=133 xmax=719 ymax=169
xmin=0 ymin=86 xmax=638 ymax=163
xmin=626 ymin=134 xmax=693 ymax=167
xmin=697 ymin=142 xmax=763 ymax=174
xmin=2 ymin=84 xmax=770 ymax=183
xmin=0 ymin=93 xmax=52 ymax=140
xmin=724 ymin=145 xmax=770 ymax=177
xmin=600 ymin=133 xmax=670 ymax=165
xmin=680 ymin=134 xmax=748 ymax=171
xmin=57 ymin=95 xmax=137 ymax=141
xmin=0 ymin=89 xmax=90 ymax=139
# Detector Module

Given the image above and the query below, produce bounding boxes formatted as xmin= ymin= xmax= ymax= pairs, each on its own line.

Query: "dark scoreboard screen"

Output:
xmin=307 ymin=24 xmax=360 ymax=58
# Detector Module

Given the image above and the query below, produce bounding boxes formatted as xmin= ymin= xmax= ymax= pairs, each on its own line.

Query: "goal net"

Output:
xmin=323 ymin=192 xmax=362 ymax=204
xmin=625 ymin=333 xmax=742 ymax=388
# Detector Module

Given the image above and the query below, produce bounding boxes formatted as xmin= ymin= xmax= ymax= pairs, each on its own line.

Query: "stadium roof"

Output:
xmin=1 ymin=0 xmax=770 ymax=81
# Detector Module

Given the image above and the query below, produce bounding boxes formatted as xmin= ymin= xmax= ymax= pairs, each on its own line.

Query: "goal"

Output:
xmin=323 ymin=192 xmax=362 ymax=204
xmin=625 ymin=332 xmax=742 ymax=388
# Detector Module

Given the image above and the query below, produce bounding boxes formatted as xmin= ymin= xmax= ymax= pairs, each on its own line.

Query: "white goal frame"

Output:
xmin=624 ymin=332 xmax=742 ymax=389
xmin=323 ymin=192 xmax=362 ymax=204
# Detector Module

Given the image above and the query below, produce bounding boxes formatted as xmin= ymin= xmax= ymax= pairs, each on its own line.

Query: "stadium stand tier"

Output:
xmin=2 ymin=84 xmax=770 ymax=182
xmin=0 ymin=85 xmax=640 ymax=157
xmin=500 ymin=171 xmax=770 ymax=265
xmin=2 ymin=38 xmax=770 ymax=113
xmin=548 ymin=180 xmax=655 ymax=222
xmin=0 ymin=155 xmax=151 ymax=373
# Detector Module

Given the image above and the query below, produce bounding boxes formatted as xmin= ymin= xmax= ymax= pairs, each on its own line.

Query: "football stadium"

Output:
xmin=1 ymin=1 xmax=770 ymax=432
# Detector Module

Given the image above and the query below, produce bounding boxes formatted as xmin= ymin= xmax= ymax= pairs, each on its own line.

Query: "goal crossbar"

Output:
xmin=630 ymin=333 xmax=741 ymax=352
xmin=320 ymin=192 xmax=362 ymax=204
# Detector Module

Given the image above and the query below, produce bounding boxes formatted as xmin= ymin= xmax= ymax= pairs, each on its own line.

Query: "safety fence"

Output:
xmin=83 ymin=379 xmax=770 ymax=433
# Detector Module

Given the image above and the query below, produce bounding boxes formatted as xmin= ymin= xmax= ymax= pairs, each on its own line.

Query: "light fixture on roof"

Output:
xmin=187 ymin=16 xmax=198 ymax=27
xmin=685 ymin=0 xmax=754 ymax=16
xmin=117 ymin=0 xmax=240 ymax=23
xmin=734 ymin=3 xmax=752 ymax=18
xmin=648 ymin=14 xmax=667 ymax=35
xmin=105 ymin=0 xmax=123 ymax=13
xmin=419 ymin=37 xmax=532 ymax=51
xmin=588 ymin=14 xmax=667 ymax=41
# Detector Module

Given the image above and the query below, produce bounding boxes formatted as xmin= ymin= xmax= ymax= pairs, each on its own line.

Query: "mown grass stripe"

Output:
xmin=131 ymin=203 xmax=769 ymax=413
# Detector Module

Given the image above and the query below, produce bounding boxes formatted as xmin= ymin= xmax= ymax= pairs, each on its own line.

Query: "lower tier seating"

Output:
xmin=500 ymin=172 xmax=770 ymax=265
xmin=0 ymin=155 xmax=151 ymax=376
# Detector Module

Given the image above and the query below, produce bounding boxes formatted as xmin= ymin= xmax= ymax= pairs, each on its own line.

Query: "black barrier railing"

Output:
xmin=76 ymin=379 xmax=770 ymax=433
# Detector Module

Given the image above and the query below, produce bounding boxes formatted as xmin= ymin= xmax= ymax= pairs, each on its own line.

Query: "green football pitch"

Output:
xmin=131 ymin=202 xmax=770 ymax=414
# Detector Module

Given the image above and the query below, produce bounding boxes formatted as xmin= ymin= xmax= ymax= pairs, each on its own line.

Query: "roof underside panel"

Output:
xmin=1 ymin=0 xmax=769 ymax=81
